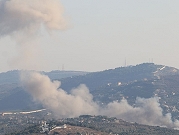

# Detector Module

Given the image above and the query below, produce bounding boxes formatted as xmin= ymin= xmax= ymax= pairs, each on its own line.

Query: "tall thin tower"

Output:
xmin=124 ymin=58 xmax=127 ymax=67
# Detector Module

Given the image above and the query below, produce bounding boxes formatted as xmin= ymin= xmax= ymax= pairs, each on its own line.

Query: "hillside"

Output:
xmin=48 ymin=125 xmax=109 ymax=135
xmin=1 ymin=63 xmax=179 ymax=116
xmin=0 ymin=70 xmax=87 ymax=111
xmin=5 ymin=115 xmax=179 ymax=135
xmin=1 ymin=63 xmax=179 ymax=134
xmin=60 ymin=63 xmax=179 ymax=92
xmin=0 ymin=70 xmax=88 ymax=84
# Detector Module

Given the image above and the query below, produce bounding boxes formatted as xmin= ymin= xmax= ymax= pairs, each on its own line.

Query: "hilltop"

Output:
xmin=60 ymin=63 xmax=179 ymax=92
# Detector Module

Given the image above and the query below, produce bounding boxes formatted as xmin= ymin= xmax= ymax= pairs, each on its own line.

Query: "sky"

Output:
xmin=0 ymin=0 xmax=179 ymax=72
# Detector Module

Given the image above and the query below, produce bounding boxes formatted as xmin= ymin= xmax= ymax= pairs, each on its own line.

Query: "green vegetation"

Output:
xmin=6 ymin=115 xmax=179 ymax=135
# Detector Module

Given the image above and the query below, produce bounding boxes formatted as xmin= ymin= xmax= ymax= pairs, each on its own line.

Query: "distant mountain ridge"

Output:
xmin=0 ymin=70 xmax=88 ymax=84
xmin=1 ymin=63 xmax=179 ymax=115
xmin=60 ymin=63 xmax=179 ymax=92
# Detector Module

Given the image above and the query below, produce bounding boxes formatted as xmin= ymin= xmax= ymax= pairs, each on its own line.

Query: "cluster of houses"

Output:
xmin=41 ymin=121 xmax=67 ymax=133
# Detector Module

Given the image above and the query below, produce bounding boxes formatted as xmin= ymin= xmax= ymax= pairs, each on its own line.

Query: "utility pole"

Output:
xmin=124 ymin=58 xmax=127 ymax=67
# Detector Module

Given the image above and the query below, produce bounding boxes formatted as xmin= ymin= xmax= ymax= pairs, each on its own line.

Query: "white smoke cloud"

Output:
xmin=21 ymin=71 xmax=99 ymax=118
xmin=21 ymin=71 xmax=179 ymax=129
xmin=103 ymin=98 xmax=179 ymax=128
xmin=0 ymin=0 xmax=67 ymax=70
xmin=0 ymin=0 xmax=67 ymax=36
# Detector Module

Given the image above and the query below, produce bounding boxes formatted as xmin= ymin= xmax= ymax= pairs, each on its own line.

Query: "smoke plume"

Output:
xmin=103 ymin=98 xmax=179 ymax=128
xmin=0 ymin=0 xmax=67 ymax=70
xmin=0 ymin=0 xmax=66 ymax=36
xmin=1 ymin=0 xmax=179 ymax=130
xmin=21 ymin=71 xmax=99 ymax=118
xmin=21 ymin=71 xmax=179 ymax=129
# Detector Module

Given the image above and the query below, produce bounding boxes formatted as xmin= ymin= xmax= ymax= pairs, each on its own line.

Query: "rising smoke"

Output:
xmin=21 ymin=71 xmax=99 ymax=118
xmin=0 ymin=0 xmax=67 ymax=70
xmin=0 ymin=0 xmax=66 ymax=36
xmin=1 ymin=0 xmax=179 ymax=129
xmin=21 ymin=71 xmax=179 ymax=129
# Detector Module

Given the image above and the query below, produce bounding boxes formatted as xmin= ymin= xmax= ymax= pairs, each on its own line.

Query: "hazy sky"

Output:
xmin=0 ymin=0 xmax=179 ymax=72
